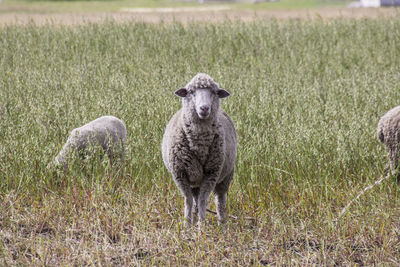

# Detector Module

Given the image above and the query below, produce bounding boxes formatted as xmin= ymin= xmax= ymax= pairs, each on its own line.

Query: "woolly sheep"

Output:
xmin=377 ymin=106 xmax=400 ymax=180
xmin=49 ymin=116 xmax=127 ymax=169
xmin=162 ymin=73 xmax=237 ymax=226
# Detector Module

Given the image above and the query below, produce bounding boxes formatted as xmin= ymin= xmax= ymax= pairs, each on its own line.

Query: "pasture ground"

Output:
xmin=1 ymin=2 xmax=400 ymax=266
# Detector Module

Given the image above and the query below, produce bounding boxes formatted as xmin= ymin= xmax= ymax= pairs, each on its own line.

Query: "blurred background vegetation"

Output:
xmin=0 ymin=0 xmax=352 ymax=13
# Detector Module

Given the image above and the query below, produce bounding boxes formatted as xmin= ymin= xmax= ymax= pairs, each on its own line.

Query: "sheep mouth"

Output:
xmin=198 ymin=111 xmax=210 ymax=119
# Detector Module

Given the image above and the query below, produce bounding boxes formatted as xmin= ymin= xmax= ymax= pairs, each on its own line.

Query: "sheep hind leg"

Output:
xmin=197 ymin=190 xmax=211 ymax=224
xmin=214 ymin=192 xmax=227 ymax=224
xmin=214 ymin=172 xmax=233 ymax=224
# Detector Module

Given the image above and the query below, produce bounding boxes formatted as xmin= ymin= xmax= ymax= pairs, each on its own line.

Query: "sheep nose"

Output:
xmin=200 ymin=106 xmax=210 ymax=112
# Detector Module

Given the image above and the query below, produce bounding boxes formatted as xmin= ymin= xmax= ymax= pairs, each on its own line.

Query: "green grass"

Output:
xmin=0 ymin=0 xmax=349 ymax=13
xmin=1 ymin=18 xmax=400 ymax=265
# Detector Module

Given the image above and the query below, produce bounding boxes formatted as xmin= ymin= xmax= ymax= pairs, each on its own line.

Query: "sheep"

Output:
xmin=49 ymin=116 xmax=127 ymax=170
xmin=377 ymin=106 xmax=400 ymax=181
xmin=161 ymin=73 xmax=237 ymax=227
xmin=338 ymin=106 xmax=400 ymax=218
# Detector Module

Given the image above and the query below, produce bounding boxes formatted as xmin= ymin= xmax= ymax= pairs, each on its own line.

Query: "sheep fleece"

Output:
xmin=162 ymin=109 xmax=237 ymax=188
xmin=55 ymin=116 xmax=126 ymax=165
xmin=377 ymin=106 xmax=400 ymax=174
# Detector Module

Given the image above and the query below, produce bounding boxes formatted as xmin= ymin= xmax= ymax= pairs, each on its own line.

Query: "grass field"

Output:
xmin=1 ymin=17 xmax=400 ymax=265
xmin=0 ymin=0 xmax=349 ymax=13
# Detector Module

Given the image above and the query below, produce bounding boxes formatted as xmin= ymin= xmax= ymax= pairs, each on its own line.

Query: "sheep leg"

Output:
xmin=183 ymin=195 xmax=194 ymax=226
xmin=214 ymin=173 xmax=233 ymax=224
xmin=174 ymin=173 xmax=194 ymax=226
xmin=108 ymin=139 xmax=125 ymax=165
xmin=394 ymin=152 xmax=400 ymax=183
xmin=214 ymin=193 xmax=227 ymax=224
xmin=197 ymin=177 xmax=218 ymax=223
xmin=389 ymin=152 xmax=400 ymax=183
xmin=197 ymin=190 xmax=211 ymax=224
xmin=107 ymin=145 xmax=124 ymax=173
xmin=192 ymin=187 xmax=200 ymax=224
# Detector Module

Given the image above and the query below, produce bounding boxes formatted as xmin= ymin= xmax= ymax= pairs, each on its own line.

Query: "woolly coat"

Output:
xmin=162 ymin=108 xmax=237 ymax=189
xmin=161 ymin=73 xmax=237 ymax=224
xmin=54 ymin=116 xmax=127 ymax=166
xmin=377 ymin=106 xmax=400 ymax=176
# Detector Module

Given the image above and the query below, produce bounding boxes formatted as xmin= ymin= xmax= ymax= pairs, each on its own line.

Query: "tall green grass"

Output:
xmin=1 ymin=19 xmax=400 ymax=265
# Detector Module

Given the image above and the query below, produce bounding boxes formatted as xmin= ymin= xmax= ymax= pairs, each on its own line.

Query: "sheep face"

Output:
xmin=175 ymin=87 xmax=230 ymax=120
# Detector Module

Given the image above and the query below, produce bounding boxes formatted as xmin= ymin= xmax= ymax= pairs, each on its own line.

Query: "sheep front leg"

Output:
xmin=174 ymin=172 xmax=194 ymax=226
xmin=197 ymin=175 xmax=218 ymax=223
xmin=183 ymin=194 xmax=194 ymax=226
xmin=192 ymin=187 xmax=200 ymax=224
xmin=197 ymin=136 xmax=224 ymax=225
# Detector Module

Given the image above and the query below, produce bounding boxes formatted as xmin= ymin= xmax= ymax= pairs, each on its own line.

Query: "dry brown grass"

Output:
xmin=2 ymin=183 xmax=400 ymax=266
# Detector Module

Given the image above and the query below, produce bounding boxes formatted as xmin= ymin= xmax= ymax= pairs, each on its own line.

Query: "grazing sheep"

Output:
xmin=50 ymin=116 xmax=127 ymax=170
xmin=162 ymin=73 xmax=237 ymax=226
xmin=377 ymin=106 xmax=400 ymax=180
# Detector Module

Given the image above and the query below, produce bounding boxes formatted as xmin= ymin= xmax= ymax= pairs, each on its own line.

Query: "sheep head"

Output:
xmin=175 ymin=73 xmax=229 ymax=120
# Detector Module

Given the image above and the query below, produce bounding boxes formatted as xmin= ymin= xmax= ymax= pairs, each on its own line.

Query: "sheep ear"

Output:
xmin=174 ymin=88 xmax=188 ymax=98
xmin=217 ymin=89 xmax=230 ymax=98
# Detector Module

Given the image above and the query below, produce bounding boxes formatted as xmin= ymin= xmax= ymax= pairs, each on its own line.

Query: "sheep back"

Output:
xmin=377 ymin=106 xmax=400 ymax=148
xmin=55 ymin=116 xmax=126 ymax=166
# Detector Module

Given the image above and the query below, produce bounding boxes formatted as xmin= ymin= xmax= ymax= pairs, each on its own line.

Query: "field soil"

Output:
xmin=0 ymin=7 xmax=399 ymax=25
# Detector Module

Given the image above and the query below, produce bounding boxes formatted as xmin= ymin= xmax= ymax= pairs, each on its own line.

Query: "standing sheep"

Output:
xmin=162 ymin=73 xmax=237 ymax=226
xmin=377 ymin=106 xmax=400 ymax=181
xmin=49 ymin=116 xmax=127 ymax=170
